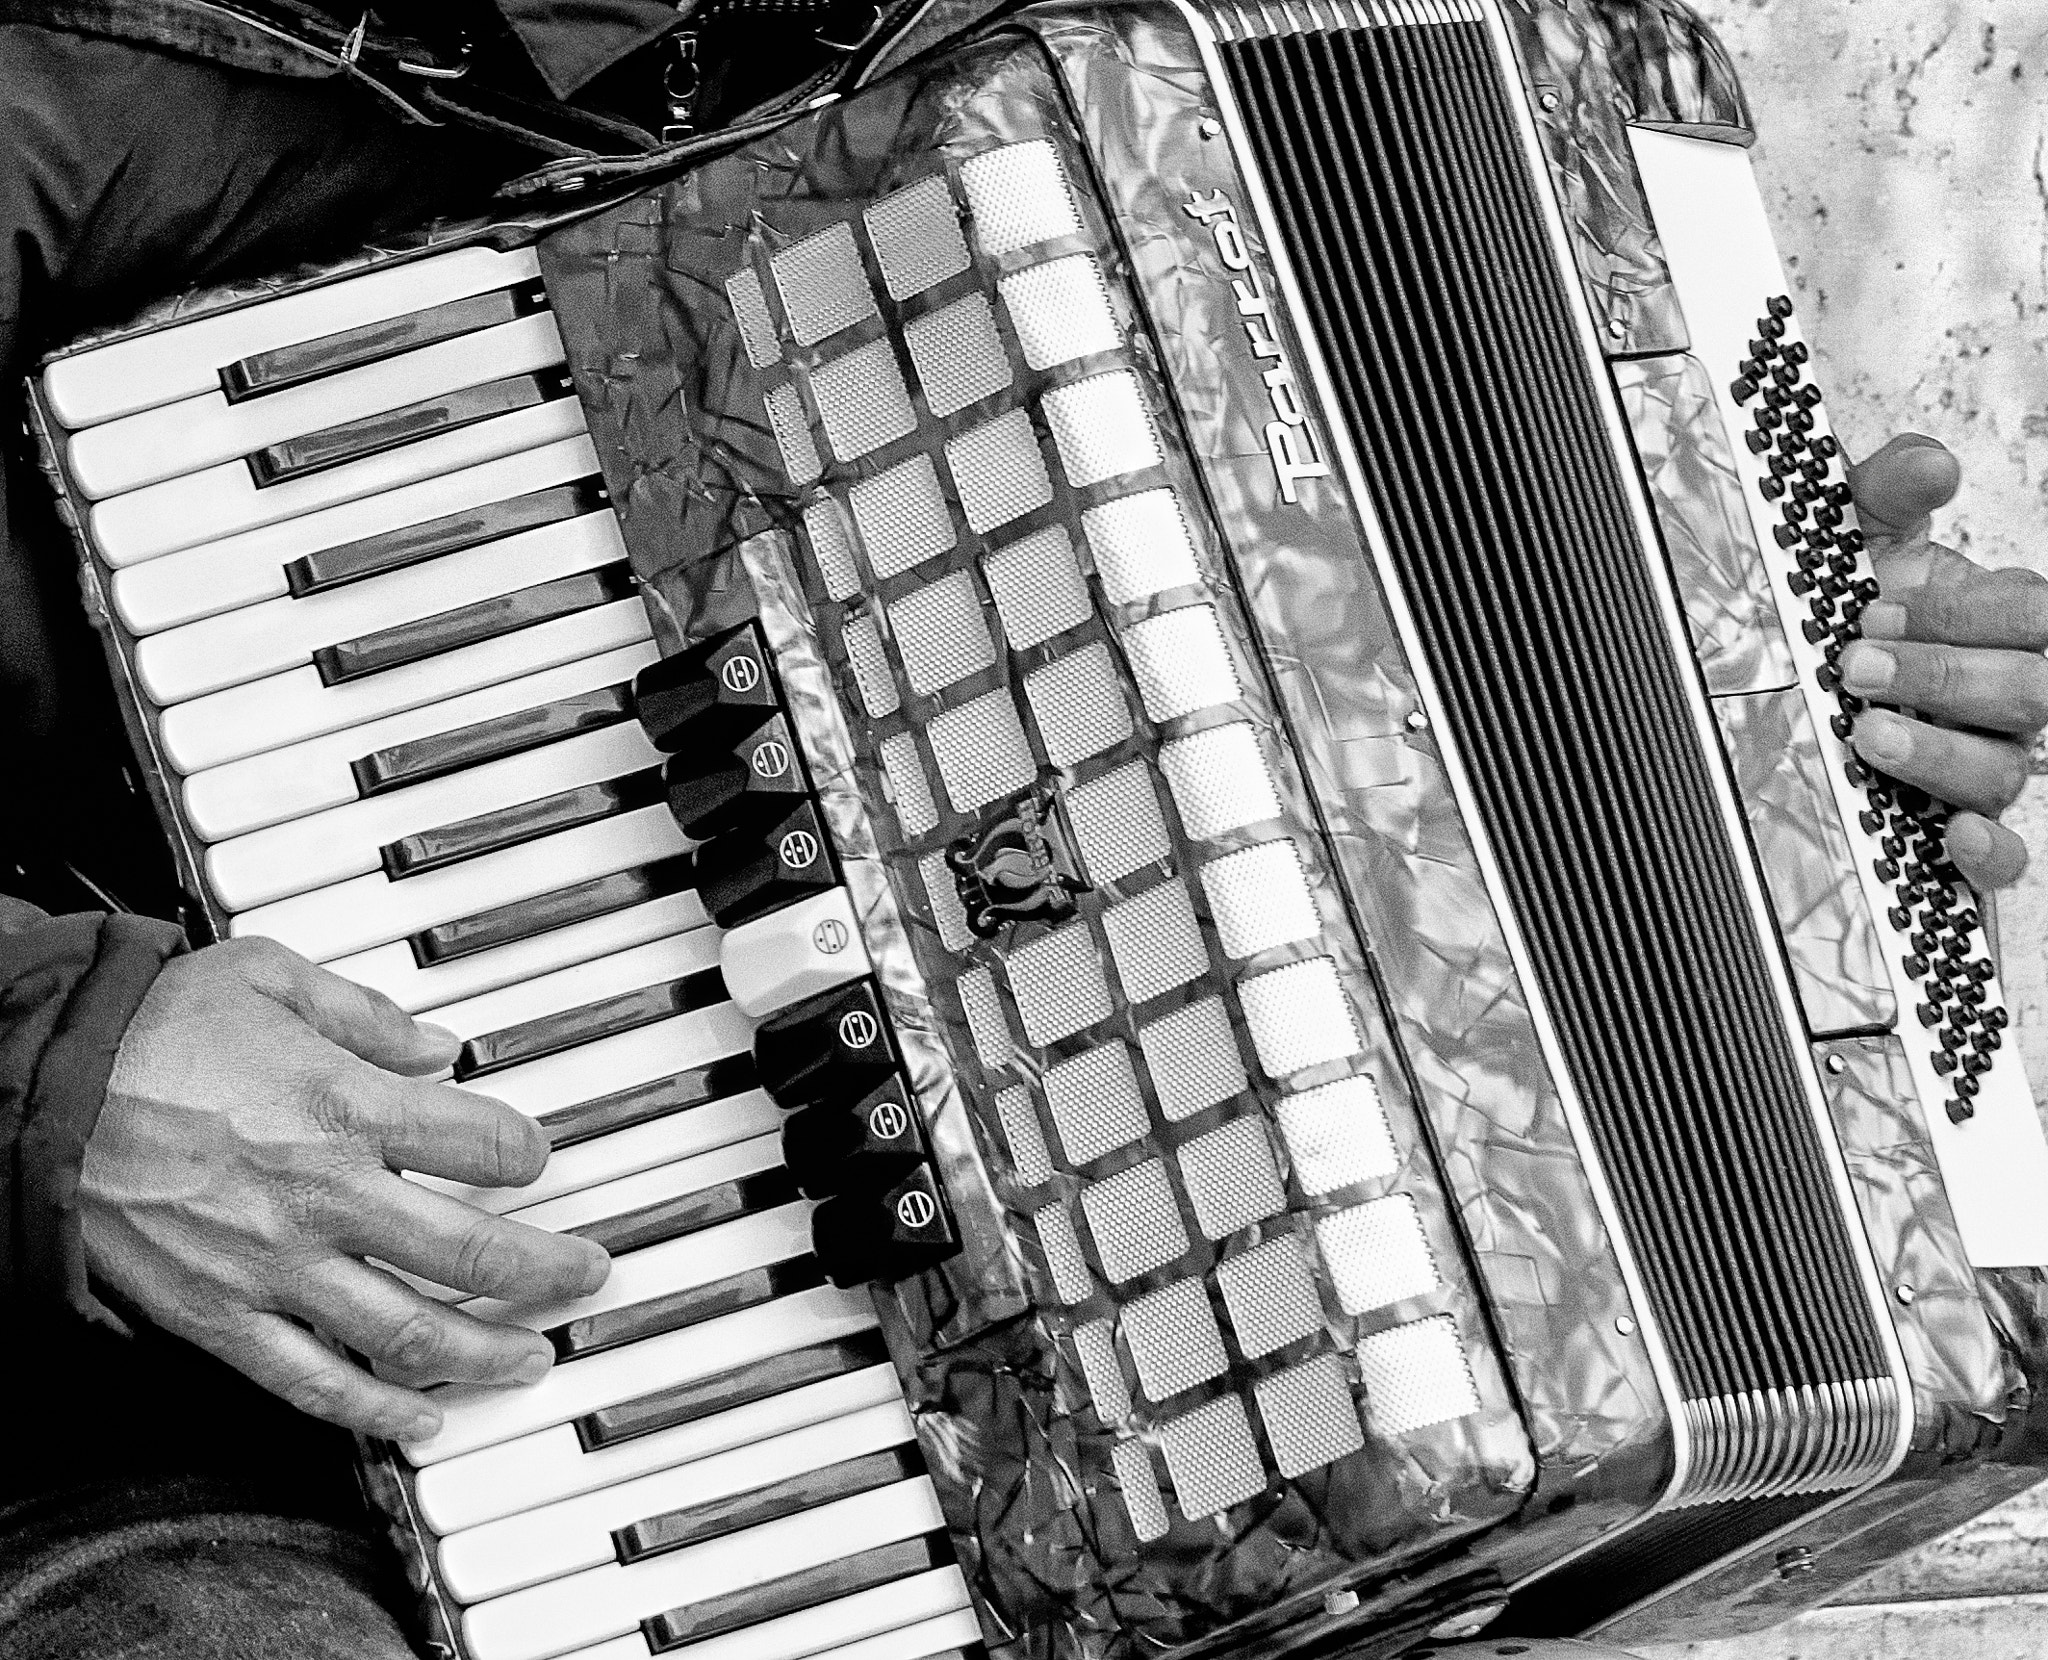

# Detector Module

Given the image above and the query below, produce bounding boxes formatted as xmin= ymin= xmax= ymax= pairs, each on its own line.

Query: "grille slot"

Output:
xmin=1218 ymin=14 xmax=1889 ymax=1474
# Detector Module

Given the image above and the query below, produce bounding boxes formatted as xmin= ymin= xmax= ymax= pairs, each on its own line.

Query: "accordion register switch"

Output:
xmin=630 ymin=621 xmax=964 ymax=1292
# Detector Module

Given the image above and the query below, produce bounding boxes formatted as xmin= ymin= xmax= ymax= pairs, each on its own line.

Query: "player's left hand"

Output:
xmin=1837 ymin=433 xmax=2045 ymax=889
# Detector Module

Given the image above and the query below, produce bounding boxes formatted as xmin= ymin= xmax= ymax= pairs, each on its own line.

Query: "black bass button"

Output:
xmin=754 ymin=979 xmax=896 ymax=1108
xmin=810 ymin=1165 xmax=959 ymax=1288
xmin=782 ymin=1077 xmax=928 ymax=1199
xmin=696 ymin=799 xmax=838 ymax=928
xmin=664 ymin=713 xmax=808 ymax=840
xmin=632 ymin=622 xmax=780 ymax=753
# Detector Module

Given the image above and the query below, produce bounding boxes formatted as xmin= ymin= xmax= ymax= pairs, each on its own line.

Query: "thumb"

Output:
xmin=234 ymin=939 xmax=458 ymax=1075
xmin=1848 ymin=432 xmax=1960 ymax=540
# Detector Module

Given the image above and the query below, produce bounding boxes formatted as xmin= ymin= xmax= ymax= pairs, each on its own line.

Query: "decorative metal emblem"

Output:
xmin=946 ymin=785 xmax=1090 ymax=938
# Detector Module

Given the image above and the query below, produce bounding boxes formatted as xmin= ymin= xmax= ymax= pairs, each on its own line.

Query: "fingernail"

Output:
xmin=1857 ymin=601 xmax=1907 ymax=641
xmin=398 ymin=1411 xmax=441 ymax=1443
xmin=1857 ymin=713 xmax=1912 ymax=764
xmin=512 ymin=1348 xmax=553 ymax=1385
xmin=580 ymin=1249 xmax=613 ymax=1295
xmin=1842 ymin=642 xmax=1896 ymax=692
xmin=1948 ymin=817 xmax=1991 ymax=863
xmin=411 ymin=1021 xmax=461 ymax=1061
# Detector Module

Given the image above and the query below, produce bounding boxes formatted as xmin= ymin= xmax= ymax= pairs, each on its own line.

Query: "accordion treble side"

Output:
xmin=26 ymin=3 xmax=2048 ymax=1657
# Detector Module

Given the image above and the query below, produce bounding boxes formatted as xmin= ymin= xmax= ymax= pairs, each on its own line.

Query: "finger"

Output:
xmin=1858 ymin=565 xmax=2048 ymax=654
xmin=335 ymin=1066 xmax=549 ymax=1188
xmin=339 ymin=1173 xmax=609 ymax=1304
xmin=1847 ymin=432 xmax=1960 ymax=539
xmin=231 ymin=937 xmax=458 ymax=1075
xmin=1838 ymin=639 xmax=2048 ymax=734
xmin=285 ymin=1255 xmax=558 ymax=1389
xmin=1850 ymin=709 xmax=2032 ymax=817
xmin=208 ymin=1307 xmax=441 ymax=1441
xmin=1946 ymin=813 xmax=2031 ymax=890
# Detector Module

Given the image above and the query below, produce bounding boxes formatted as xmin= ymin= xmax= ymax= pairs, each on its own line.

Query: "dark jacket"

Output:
xmin=1 ymin=900 xmax=186 ymax=1314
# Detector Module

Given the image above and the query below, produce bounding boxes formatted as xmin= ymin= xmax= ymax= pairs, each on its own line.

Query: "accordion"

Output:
xmin=30 ymin=2 xmax=2048 ymax=1657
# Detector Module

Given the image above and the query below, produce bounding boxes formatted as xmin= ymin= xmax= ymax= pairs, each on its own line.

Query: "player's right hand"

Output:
xmin=78 ymin=936 xmax=612 ymax=1442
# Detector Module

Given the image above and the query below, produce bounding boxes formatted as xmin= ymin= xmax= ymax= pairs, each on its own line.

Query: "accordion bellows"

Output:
xmin=28 ymin=2 xmax=2048 ymax=1658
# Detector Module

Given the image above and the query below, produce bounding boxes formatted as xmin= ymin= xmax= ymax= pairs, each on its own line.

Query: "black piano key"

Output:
xmin=574 ymin=1330 xmax=890 ymax=1450
xmin=755 ymin=980 xmax=898 ymax=1108
xmin=547 ymin=1257 xmax=826 ymax=1361
xmin=315 ymin=563 xmax=635 ymax=687
xmin=454 ymin=966 xmax=729 ymax=1081
xmin=408 ymin=853 xmax=696 ymax=966
xmin=540 ymin=1054 xmax=757 ymax=1151
xmin=811 ymin=1165 xmax=960 ymax=1288
xmin=221 ymin=279 xmax=548 ymax=401
xmin=614 ymin=1446 xmax=923 ymax=1565
xmin=664 ymin=713 xmax=810 ymax=841
xmin=286 ymin=478 xmax=608 ymax=597
xmin=782 ymin=1077 xmax=927 ymax=1199
xmin=382 ymin=767 xmax=664 ymax=880
xmin=248 ymin=367 xmax=575 ymax=487
xmin=568 ymin=1168 xmax=802 ymax=1257
xmin=696 ymin=799 xmax=839 ymax=929
xmin=640 ymin=1533 xmax=949 ymax=1654
xmin=351 ymin=683 xmax=634 ymax=798
xmin=634 ymin=623 xmax=781 ymax=753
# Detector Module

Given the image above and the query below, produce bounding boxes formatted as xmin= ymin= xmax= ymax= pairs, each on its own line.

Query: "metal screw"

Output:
xmin=1406 ymin=708 xmax=1428 ymax=731
xmin=1608 ymin=317 xmax=1627 ymax=341
xmin=1615 ymin=1315 xmax=1637 ymax=1336
xmin=1825 ymin=1054 xmax=1847 ymax=1075
xmin=1199 ymin=118 xmax=1223 ymax=139
xmin=1426 ymin=1603 xmax=1508 ymax=1641
xmin=1539 ymin=90 xmax=1560 ymax=111
xmin=1776 ymin=1545 xmax=1816 ymax=1579
xmin=1322 ymin=1590 xmax=1360 ymax=1617
xmin=1896 ymin=1283 xmax=1917 ymax=1305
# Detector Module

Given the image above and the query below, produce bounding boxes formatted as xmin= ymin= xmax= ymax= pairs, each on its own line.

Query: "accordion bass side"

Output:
xmin=28 ymin=2 xmax=2048 ymax=1656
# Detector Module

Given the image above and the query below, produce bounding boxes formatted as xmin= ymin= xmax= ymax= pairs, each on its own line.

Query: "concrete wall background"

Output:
xmin=1641 ymin=4 xmax=2048 ymax=1652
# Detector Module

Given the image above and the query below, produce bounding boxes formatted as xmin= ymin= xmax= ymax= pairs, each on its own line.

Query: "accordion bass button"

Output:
xmin=720 ymin=886 xmax=871 ymax=1018
xmin=751 ymin=978 xmax=899 ymax=1108
xmin=632 ymin=621 xmax=782 ymax=753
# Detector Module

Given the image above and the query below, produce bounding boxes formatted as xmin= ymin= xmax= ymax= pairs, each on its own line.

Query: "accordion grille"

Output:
xmin=1219 ymin=19 xmax=1888 ymax=1423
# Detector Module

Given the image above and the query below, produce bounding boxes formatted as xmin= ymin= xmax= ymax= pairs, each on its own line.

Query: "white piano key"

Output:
xmin=410 ymin=1282 xmax=879 ymax=1464
xmin=427 ymin=931 xmax=720 ymax=1046
xmin=458 ymin=1203 xmax=814 ymax=1337
xmin=790 ymin=1612 xmax=983 ymax=1660
xmin=799 ymin=1606 xmax=983 ymax=1660
xmin=504 ymin=1136 xmax=782 ymax=1236
xmin=446 ymin=999 xmax=751 ymax=1124
xmin=176 ymin=634 xmax=656 ymax=830
xmin=92 ymin=396 xmax=589 ymax=566
xmin=546 ymin=1596 xmax=977 ymax=1660
xmin=69 ymin=311 xmax=566 ymax=499
xmin=461 ymin=1478 xmax=947 ymax=1660
xmin=44 ymin=245 xmax=544 ymax=427
xmin=203 ymin=722 xmax=663 ymax=908
xmin=438 ymin=1400 xmax=916 ymax=1601
xmin=720 ymin=889 xmax=871 ymax=1019
xmin=334 ymin=893 xmax=703 ymax=1016
xmin=431 ymin=1083 xmax=774 ymax=1220
xmin=112 ymin=435 xmax=601 ymax=634
xmin=414 ymin=1365 xmax=904 ymax=1534
xmin=137 ymin=511 xmax=625 ymax=705
xmin=230 ymin=805 xmax=686 ymax=962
